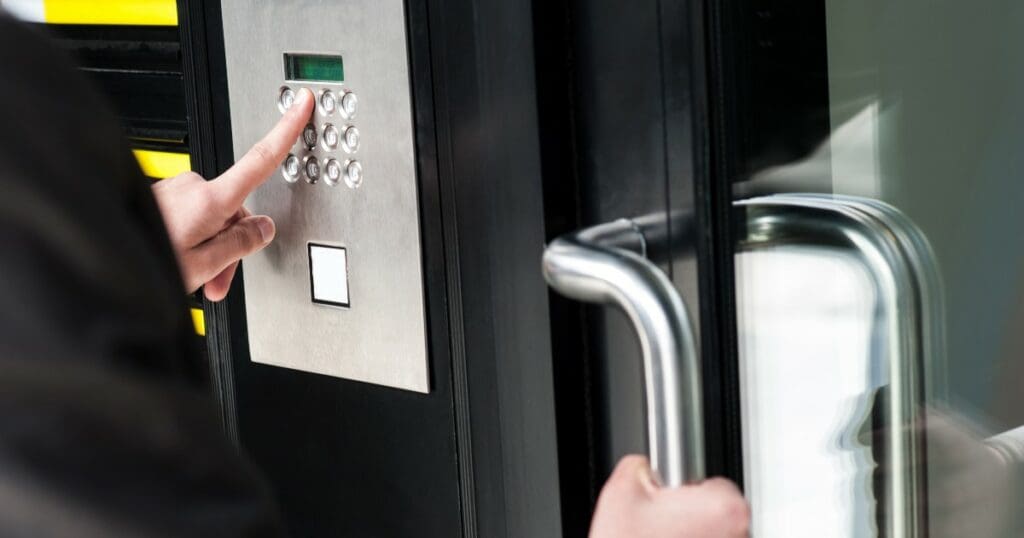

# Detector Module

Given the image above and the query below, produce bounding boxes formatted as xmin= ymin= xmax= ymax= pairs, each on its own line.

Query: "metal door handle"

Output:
xmin=542 ymin=218 xmax=704 ymax=487
xmin=737 ymin=194 xmax=943 ymax=538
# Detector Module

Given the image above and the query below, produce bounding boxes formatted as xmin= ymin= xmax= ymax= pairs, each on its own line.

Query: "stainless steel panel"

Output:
xmin=221 ymin=0 xmax=428 ymax=392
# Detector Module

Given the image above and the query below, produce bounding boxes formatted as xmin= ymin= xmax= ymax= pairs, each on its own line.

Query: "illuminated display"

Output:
xmin=284 ymin=54 xmax=344 ymax=83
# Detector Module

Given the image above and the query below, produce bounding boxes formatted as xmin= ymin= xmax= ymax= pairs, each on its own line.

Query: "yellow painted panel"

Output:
xmin=133 ymin=149 xmax=191 ymax=180
xmin=44 ymin=0 xmax=178 ymax=26
xmin=190 ymin=308 xmax=205 ymax=336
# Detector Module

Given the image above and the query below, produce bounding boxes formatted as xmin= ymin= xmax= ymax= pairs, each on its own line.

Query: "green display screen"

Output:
xmin=284 ymin=54 xmax=344 ymax=82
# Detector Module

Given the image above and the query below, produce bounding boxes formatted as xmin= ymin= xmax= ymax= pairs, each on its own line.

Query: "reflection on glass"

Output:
xmin=736 ymin=195 xmax=940 ymax=537
xmin=734 ymin=1 xmax=1024 ymax=536
xmin=738 ymin=247 xmax=879 ymax=536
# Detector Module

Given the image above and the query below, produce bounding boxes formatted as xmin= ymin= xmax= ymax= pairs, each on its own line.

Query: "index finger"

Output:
xmin=212 ymin=87 xmax=315 ymax=208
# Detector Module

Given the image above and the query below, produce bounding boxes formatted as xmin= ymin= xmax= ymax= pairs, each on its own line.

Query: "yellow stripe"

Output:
xmin=133 ymin=149 xmax=191 ymax=179
xmin=190 ymin=308 xmax=205 ymax=336
xmin=44 ymin=0 xmax=177 ymax=26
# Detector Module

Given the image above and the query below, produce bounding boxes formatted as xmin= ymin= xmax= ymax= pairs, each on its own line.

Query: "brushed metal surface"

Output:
xmin=221 ymin=0 xmax=429 ymax=393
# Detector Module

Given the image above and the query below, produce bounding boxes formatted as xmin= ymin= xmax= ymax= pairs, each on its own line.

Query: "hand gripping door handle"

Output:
xmin=542 ymin=218 xmax=705 ymax=487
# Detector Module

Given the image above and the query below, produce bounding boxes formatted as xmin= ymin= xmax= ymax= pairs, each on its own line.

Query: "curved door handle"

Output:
xmin=542 ymin=218 xmax=704 ymax=487
xmin=737 ymin=194 xmax=943 ymax=538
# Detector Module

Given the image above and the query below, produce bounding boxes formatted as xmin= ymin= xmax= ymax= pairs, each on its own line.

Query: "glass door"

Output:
xmin=724 ymin=1 xmax=1024 ymax=536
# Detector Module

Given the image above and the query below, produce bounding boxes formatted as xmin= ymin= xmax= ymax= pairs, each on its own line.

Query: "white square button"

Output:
xmin=309 ymin=244 xmax=350 ymax=307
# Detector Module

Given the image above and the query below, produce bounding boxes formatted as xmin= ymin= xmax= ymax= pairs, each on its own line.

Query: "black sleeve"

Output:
xmin=0 ymin=14 xmax=285 ymax=537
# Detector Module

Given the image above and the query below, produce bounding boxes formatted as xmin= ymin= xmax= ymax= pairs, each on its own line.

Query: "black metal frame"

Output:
xmin=532 ymin=0 xmax=747 ymax=532
xmin=422 ymin=0 xmax=565 ymax=533
xmin=697 ymin=0 xmax=746 ymax=487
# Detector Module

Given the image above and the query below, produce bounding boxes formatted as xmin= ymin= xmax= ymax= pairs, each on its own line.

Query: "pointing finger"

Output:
xmin=212 ymin=88 xmax=314 ymax=210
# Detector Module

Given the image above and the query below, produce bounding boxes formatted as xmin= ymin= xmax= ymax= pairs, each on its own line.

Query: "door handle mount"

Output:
xmin=542 ymin=218 xmax=705 ymax=487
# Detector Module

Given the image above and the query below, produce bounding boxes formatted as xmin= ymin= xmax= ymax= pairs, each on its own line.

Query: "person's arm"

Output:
xmin=590 ymin=456 xmax=750 ymax=538
xmin=0 ymin=14 xmax=290 ymax=536
xmin=152 ymin=88 xmax=315 ymax=301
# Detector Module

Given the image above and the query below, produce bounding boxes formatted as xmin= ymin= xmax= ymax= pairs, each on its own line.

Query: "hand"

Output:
xmin=152 ymin=88 xmax=315 ymax=301
xmin=589 ymin=456 xmax=750 ymax=538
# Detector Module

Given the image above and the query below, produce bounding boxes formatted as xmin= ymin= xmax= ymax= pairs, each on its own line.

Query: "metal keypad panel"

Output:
xmin=282 ymin=86 xmax=362 ymax=187
xmin=221 ymin=0 xmax=429 ymax=393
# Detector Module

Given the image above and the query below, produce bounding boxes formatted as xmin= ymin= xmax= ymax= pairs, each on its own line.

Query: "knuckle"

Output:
xmin=168 ymin=171 xmax=202 ymax=184
xmin=249 ymin=140 xmax=275 ymax=165
xmin=231 ymin=223 xmax=260 ymax=252
xmin=731 ymin=499 xmax=752 ymax=534
xmin=616 ymin=454 xmax=648 ymax=471
xmin=710 ymin=492 xmax=750 ymax=534
xmin=608 ymin=455 xmax=647 ymax=484
xmin=195 ymin=192 xmax=219 ymax=217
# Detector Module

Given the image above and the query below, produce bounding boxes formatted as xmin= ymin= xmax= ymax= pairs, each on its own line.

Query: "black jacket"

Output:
xmin=0 ymin=14 xmax=283 ymax=537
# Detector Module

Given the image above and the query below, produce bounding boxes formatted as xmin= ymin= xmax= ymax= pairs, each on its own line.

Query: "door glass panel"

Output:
xmin=732 ymin=2 xmax=1024 ymax=536
xmin=738 ymin=248 xmax=879 ymax=536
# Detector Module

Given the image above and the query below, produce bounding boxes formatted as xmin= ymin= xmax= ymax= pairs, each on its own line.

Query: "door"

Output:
xmin=545 ymin=0 xmax=1024 ymax=536
xmin=717 ymin=0 xmax=1024 ymax=536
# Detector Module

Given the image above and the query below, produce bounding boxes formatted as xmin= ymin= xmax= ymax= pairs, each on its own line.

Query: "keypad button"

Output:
xmin=302 ymin=123 xmax=318 ymax=148
xmin=278 ymin=87 xmax=295 ymax=113
xmin=344 ymin=159 xmax=363 ymax=189
xmin=324 ymin=158 xmax=343 ymax=186
xmin=282 ymin=154 xmax=300 ymax=183
xmin=341 ymin=91 xmax=358 ymax=119
xmin=320 ymin=90 xmax=337 ymax=115
xmin=304 ymin=156 xmax=321 ymax=184
xmin=342 ymin=126 xmax=360 ymax=153
xmin=322 ymin=124 xmax=339 ymax=150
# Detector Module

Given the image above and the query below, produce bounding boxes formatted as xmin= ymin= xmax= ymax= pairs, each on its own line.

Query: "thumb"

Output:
xmin=183 ymin=215 xmax=275 ymax=292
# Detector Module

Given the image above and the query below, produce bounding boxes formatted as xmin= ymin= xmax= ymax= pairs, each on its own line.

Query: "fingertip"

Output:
xmin=204 ymin=261 xmax=239 ymax=302
xmin=692 ymin=477 xmax=750 ymax=532
xmin=613 ymin=455 xmax=649 ymax=476
xmin=255 ymin=216 xmax=276 ymax=243
xmin=293 ymin=87 xmax=315 ymax=113
xmin=609 ymin=455 xmax=658 ymax=494
xmin=204 ymin=284 xmax=227 ymax=302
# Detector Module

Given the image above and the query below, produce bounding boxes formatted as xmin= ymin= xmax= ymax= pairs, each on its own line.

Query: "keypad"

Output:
xmin=340 ymin=91 xmax=358 ymax=119
xmin=324 ymin=158 xmax=343 ymax=186
xmin=279 ymin=85 xmax=362 ymax=189
xmin=304 ymin=156 xmax=321 ymax=184
xmin=342 ymin=126 xmax=360 ymax=153
xmin=343 ymin=159 xmax=363 ymax=189
xmin=322 ymin=124 xmax=339 ymax=150
xmin=302 ymin=123 xmax=318 ymax=149
xmin=320 ymin=90 xmax=337 ymax=115
xmin=282 ymin=154 xmax=301 ymax=183
xmin=278 ymin=87 xmax=295 ymax=112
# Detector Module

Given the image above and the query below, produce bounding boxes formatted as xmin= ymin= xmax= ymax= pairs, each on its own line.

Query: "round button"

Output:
xmin=281 ymin=154 xmax=300 ymax=183
xmin=322 ymin=124 xmax=340 ymax=150
xmin=344 ymin=159 xmax=363 ymax=189
xmin=302 ymin=123 xmax=318 ymax=148
xmin=324 ymin=158 xmax=343 ymax=186
xmin=320 ymin=90 xmax=337 ymax=115
xmin=341 ymin=91 xmax=358 ymax=119
xmin=278 ymin=87 xmax=295 ymax=113
xmin=342 ymin=126 xmax=360 ymax=153
xmin=304 ymin=156 xmax=321 ymax=184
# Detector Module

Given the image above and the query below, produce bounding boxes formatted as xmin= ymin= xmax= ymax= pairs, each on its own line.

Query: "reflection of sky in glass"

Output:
xmin=737 ymin=247 xmax=881 ymax=537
